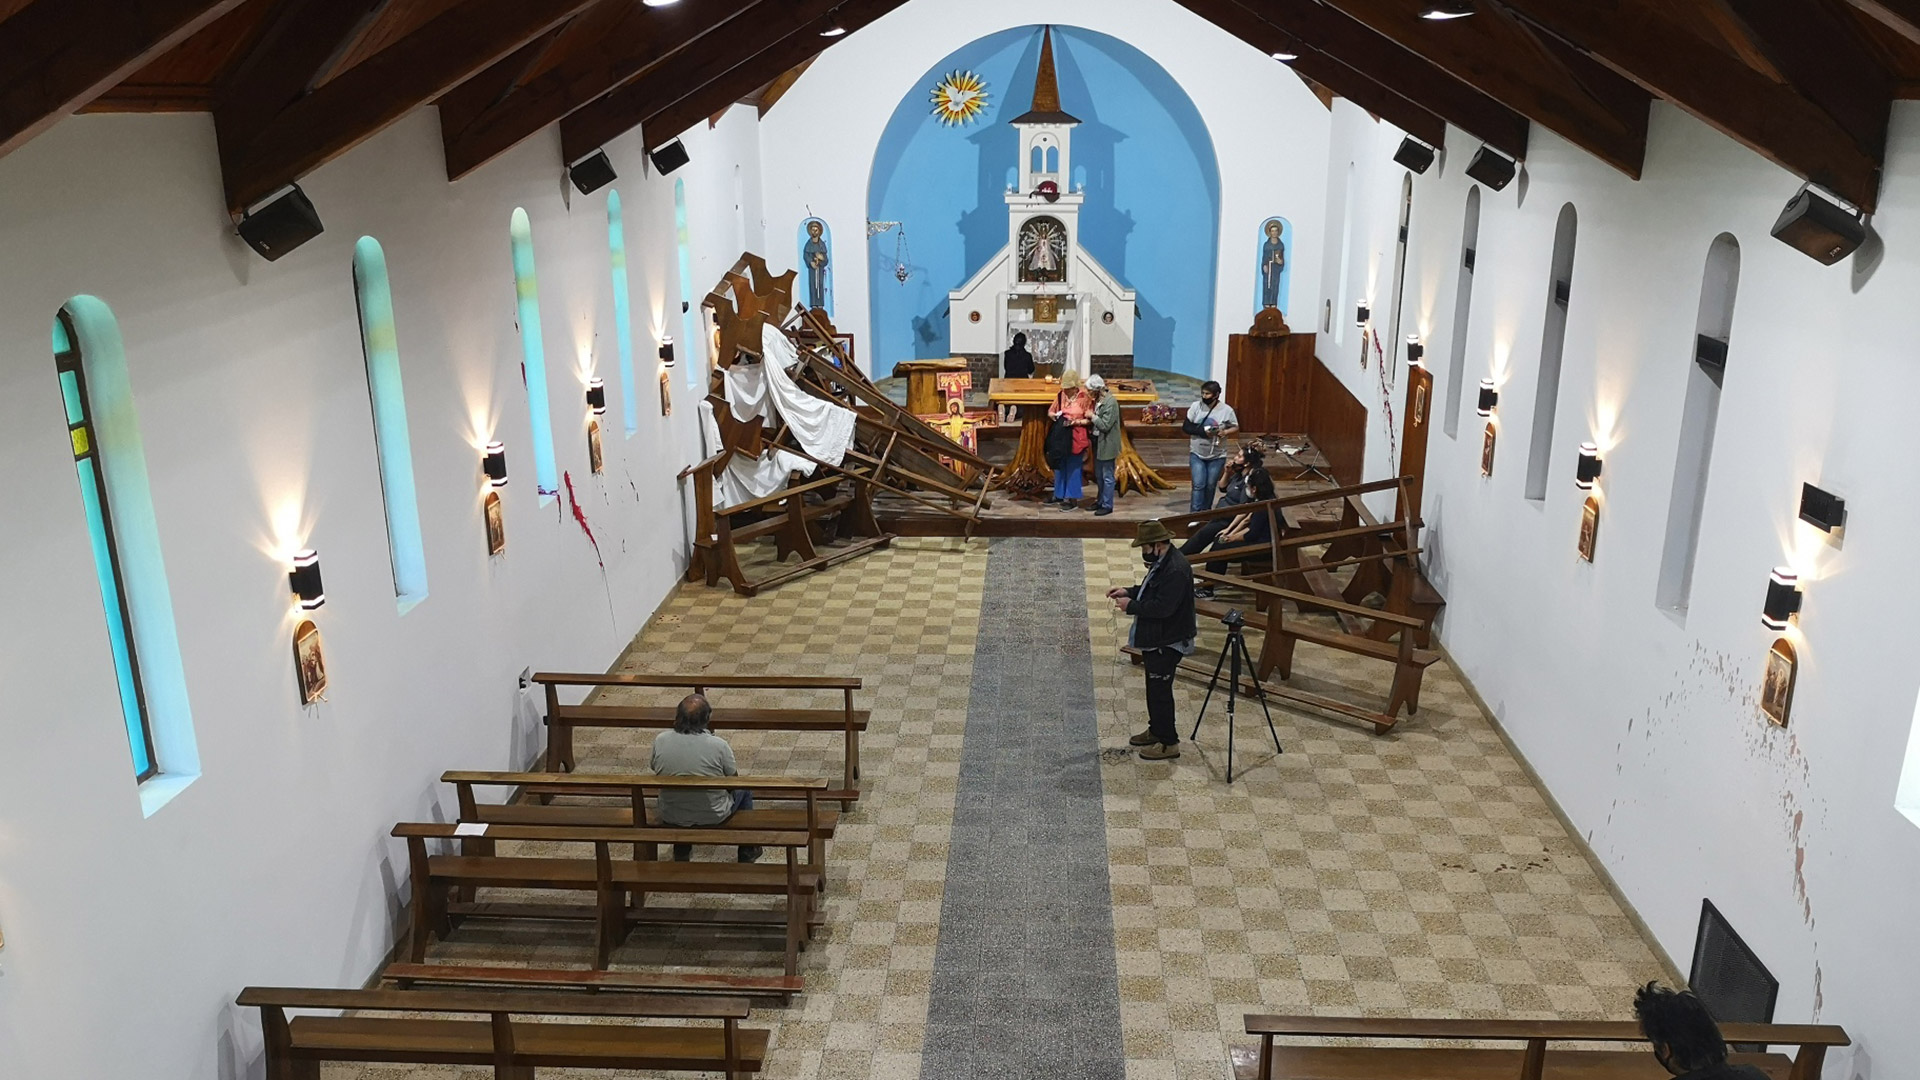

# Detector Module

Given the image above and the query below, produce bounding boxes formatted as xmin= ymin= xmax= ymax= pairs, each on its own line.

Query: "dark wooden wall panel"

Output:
xmin=1307 ymin=354 xmax=1367 ymax=487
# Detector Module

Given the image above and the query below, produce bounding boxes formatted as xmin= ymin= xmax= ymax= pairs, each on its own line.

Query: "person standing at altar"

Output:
xmin=1184 ymin=380 xmax=1240 ymax=510
xmin=1001 ymin=332 xmax=1035 ymax=422
xmin=1047 ymin=369 xmax=1092 ymax=509
xmin=1087 ymin=374 xmax=1122 ymax=516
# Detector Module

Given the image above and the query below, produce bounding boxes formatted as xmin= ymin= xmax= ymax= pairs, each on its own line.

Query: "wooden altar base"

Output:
xmin=874 ymin=428 xmax=1335 ymax=538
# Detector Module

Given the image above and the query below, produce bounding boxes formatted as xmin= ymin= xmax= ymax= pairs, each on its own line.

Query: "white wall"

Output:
xmin=1372 ymin=98 xmax=1920 ymax=1077
xmin=0 ymin=102 xmax=755 ymax=1078
xmin=757 ymin=0 xmax=1331 ymax=380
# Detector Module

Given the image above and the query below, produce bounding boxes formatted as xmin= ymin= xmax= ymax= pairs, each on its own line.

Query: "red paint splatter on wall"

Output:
xmin=564 ymin=470 xmax=603 ymax=568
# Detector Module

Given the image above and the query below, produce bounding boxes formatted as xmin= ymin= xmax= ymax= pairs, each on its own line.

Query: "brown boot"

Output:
xmin=1128 ymin=729 xmax=1157 ymax=747
xmin=1138 ymin=742 xmax=1181 ymax=761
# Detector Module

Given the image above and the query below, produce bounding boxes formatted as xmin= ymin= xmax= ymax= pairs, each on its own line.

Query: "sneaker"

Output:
xmin=737 ymin=846 xmax=763 ymax=863
xmin=1128 ymin=729 xmax=1157 ymax=747
xmin=672 ymin=844 xmax=693 ymax=862
xmin=1138 ymin=742 xmax=1181 ymax=760
xmin=1193 ymin=586 xmax=1215 ymax=600
xmin=1093 ymin=507 xmax=1113 ymax=516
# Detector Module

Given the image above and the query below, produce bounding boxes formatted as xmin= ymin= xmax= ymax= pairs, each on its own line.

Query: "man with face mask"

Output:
xmin=1107 ymin=520 xmax=1197 ymax=759
xmin=1183 ymin=381 xmax=1240 ymax=511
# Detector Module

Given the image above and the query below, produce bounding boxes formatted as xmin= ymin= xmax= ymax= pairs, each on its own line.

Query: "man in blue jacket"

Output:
xmin=1108 ymin=520 xmax=1198 ymax=759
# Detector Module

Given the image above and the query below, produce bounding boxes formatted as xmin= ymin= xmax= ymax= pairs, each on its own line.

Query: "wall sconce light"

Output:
xmin=1477 ymin=378 xmax=1498 ymax=416
xmin=1761 ymin=567 xmax=1803 ymax=631
xmin=586 ymin=378 xmax=606 ymax=415
xmin=1798 ymin=483 xmax=1846 ymax=534
xmin=1405 ymin=336 xmax=1425 ymax=366
xmin=1355 ymin=301 xmax=1371 ymax=326
xmin=289 ymin=550 xmax=325 ymax=610
xmin=1575 ymin=442 xmax=1603 ymax=489
xmin=483 ymin=441 xmax=508 ymax=487
xmin=659 ymin=338 xmax=676 ymax=368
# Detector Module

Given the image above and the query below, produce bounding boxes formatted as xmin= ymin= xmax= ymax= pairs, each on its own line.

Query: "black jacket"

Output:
xmin=1003 ymin=344 xmax=1035 ymax=379
xmin=1126 ymin=547 xmax=1197 ymax=650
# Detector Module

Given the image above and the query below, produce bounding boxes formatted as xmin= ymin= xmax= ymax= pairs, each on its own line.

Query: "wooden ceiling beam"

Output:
xmin=0 ymin=0 xmax=248 ymax=158
xmin=1313 ymin=0 xmax=1649 ymax=178
xmin=439 ymin=0 xmax=759 ymax=180
xmin=1717 ymin=0 xmax=1893 ymax=160
xmin=1172 ymin=0 xmax=1450 ymax=149
xmin=1842 ymin=0 xmax=1920 ymax=46
xmin=631 ymin=0 xmax=909 ymax=154
xmin=212 ymin=0 xmax=388 ymax=174
xmin=1228 ymin=0 xmax=1529 ymax=158
xmin=220 ymin=0 xmax=597 ymax=213
xmin=1497 ymin=0 xmax=1884 ymax=210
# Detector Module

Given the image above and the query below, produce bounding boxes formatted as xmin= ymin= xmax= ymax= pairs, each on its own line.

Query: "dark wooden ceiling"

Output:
xmin=2 ymin=0 xmax=1914 ymax=215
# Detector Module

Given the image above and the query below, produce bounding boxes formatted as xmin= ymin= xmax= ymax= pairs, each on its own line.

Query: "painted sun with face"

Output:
xmin=930 ymin=70 xmax=989 ymax=126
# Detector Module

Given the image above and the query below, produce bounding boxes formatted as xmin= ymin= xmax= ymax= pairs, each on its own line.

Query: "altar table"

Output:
xmin=985 ymin=377 xmax=1172 ymax=497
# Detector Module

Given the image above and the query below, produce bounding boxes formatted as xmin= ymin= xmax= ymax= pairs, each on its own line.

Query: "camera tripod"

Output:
xmin=1189 ymin=612 xmax=1284 ymax=783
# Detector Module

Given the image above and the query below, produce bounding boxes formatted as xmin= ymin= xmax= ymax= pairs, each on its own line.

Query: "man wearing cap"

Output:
xmin=1087 ymin=374 xmax=1122 ymax=516
xmin=1107 ymin=519 xmax=1198 ymax=759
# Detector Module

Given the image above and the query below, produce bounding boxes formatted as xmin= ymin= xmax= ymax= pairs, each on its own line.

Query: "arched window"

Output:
xmin=55 ymin=297 xmax=200 ymax=812
xmin=1524 ymin=203 xmax=1578 ymax=501
xmin=1334 ymin=162 xmax=1356 ymax=345
xmin=674 ymin=179 xmax=701 ymax=390
xmin=1442 ymin=187 xmax=1481 ymax=439
xmin=1386 ymin=174 xmax=1414 ymax=370
xmin=1030 ymin=145 xmax=1044 ymax=175
xmin=1656 ymin=234 xmax=1739 ymax=612
xmin=351 ymin=237 xmax=428 ymax=611
xmin=607 ymin=190 xmax=639 ymax=436
xmin=508 ymin=208 xmax=559 ymax=502
xmin=1045 ymin=146 xmax=1059 ymax=173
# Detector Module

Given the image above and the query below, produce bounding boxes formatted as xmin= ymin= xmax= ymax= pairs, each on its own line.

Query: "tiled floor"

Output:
xmin=352 ymin=536 xmax=1669 ymax=1079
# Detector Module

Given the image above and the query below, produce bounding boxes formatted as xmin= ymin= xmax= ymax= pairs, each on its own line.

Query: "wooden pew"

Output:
xmin=381 ymin=961 xmax=802 ymax=1002
xmin=1231 ymin=1014 xmax=1851 ymax=1080
xmin=442 ymin=771 xmax=835 ymax=889
xmin=681 ymin=455 xmax=893 ymax=599
xmin=394 ymin=821 xmax=817 ymax=974
xmin=236 ymin=986 xmax=765 ymax=1080
xmin=536 ymin=673 xmax=867 ymax=804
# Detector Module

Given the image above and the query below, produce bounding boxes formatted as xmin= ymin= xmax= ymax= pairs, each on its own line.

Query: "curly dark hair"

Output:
xmin=1633 ymin=982 xmax=1728 ymax=1073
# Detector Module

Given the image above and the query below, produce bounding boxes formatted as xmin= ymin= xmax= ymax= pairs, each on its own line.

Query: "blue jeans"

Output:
xmin=1190 ymin=454 xmax=1226 ymax=510
xmin=670 ymin=789 xmax=757 ymax=861
xmin=1095 ymin=457 xmax=1117 ymax=511
xmin=1054 ymin=452 xmax=1086 ymax=501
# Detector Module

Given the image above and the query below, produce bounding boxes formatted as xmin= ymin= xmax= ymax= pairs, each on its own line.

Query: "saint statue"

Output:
xmin=802 ymin=219 xmax=831 ymax=311
xmin=1019 ymin=217 xmax=1066 ymax=282
xmin=1260 ymin=219 xmax=1287 ymax=310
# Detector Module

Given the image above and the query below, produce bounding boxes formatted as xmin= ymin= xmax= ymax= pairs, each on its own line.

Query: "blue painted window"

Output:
xmin=351 ymin=237 xmax=429 ymax=612
xmin=607 ymin=190 xmax=639 ymax=436
xmin=55 ymin=297 xmax=201 ymax=814
xmin=674 ymin=179 xmax=701 ymax=390
xmin=509 ymin=208 xmax=559 ymax=501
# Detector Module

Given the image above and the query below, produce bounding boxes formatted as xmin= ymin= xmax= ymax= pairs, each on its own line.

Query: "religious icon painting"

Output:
xmin=484 ymin=491 xmax=506 ymax=556
xmin=1017 ymin=216 xmax=1068 ymax=283
xmin=797 ymin=218 xmax=832 ymax=316
xmin=1577 ymin=495 xmax=1600 ymax=562
xmin=587 ymin=420 xmax=604 ymax=475
xmin=1760 ymin=638 xmax=1797 ymax=727
xmin=1254 ymin=216 xmax=1292 ymax=315
xmin=1033 ymin=295 xmax=1060 ymax=323
xmin=293 ymin=619 xmax=328 ymax=705
xmin=1480 ymin=423 xmax=1496 ymax=477
xmin=1413 ymin=384 xmax=1428 ymax=426
xmin=659 ymin=372 xmax=672 ymax=417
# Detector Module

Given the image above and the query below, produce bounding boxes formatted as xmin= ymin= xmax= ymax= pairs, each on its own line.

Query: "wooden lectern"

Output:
xmin=1225 ymin=308 xmax=1317 ymax=435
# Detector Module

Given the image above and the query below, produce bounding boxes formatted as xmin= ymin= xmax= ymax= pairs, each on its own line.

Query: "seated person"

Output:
xmin=1633 ymin=982 xmax=1770 ymax=1080
xmin=1189 ymin=467 xmax=1276 ymax=595
xmin=1182 ymin=443 xmax=1266 ymax=557
xmin=650 ymin=694 xmax=760 ymax=863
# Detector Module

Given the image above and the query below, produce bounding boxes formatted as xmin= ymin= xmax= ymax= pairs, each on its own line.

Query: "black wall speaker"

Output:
xmin=1465 ymin=148 xmax=1517 ymax=191
xmin=1394 ymin=137 xmax=1436 ymax=175
xmin=1771 ymin=189 xmax=1865 ymax=265
xmin=569 ymin=150 xmax=617 ymax=195
xmin=649 ymin=139 xmax=691 ymax=176
xmin=237 ymin=185 xmax=323 ymax=262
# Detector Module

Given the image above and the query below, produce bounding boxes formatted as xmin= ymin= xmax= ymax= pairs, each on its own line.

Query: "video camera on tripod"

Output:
xmin=1191 ymin=606 xmax=1281 ymax=782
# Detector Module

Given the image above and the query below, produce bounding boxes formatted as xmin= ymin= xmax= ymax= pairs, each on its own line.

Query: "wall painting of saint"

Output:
xmin=799 ymin=217 xmax=833 ymax=316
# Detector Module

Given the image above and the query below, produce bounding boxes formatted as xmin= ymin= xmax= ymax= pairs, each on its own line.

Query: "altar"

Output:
xmin=986 ymin=376 xmax=1171 ymax=498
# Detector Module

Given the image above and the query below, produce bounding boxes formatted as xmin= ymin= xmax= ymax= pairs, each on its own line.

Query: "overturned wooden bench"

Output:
xmin=536 ymin=672 xmax=866 ymax=804
xmin=395 ymin=820 xmax=819 ymax=974
xmin=443 ymin=770 xmax=836 ymax=889
xmin=237 ymin=986 xmax=765 ymax=1080
xmin=1231 ymin=1014 xmax=1850 ymax=1080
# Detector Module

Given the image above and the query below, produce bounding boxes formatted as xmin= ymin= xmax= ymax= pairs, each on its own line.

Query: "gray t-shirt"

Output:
xmin=1187 ymin=400 xmax=1239 ymax=459
xmin=650 ymin=729 xmax=738 ymax=825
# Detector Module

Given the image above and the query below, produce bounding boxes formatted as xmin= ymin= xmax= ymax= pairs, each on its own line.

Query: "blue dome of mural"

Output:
xmin=867 ymin=25 xmax=1221 ymax=377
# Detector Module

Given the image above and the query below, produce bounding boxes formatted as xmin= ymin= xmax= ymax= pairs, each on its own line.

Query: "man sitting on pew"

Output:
xmin=651 ymin=694 xmax=761 ymax=863
xmin=1188 ymin=467 xmax=1276 ymax=596
xmin=1634 ymin=982 xmax=1769 ymax=1080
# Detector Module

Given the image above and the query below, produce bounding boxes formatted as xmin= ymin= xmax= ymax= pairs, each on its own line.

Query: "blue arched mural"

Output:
xmin=867 ymin=25 xmax=1221 ymax=377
